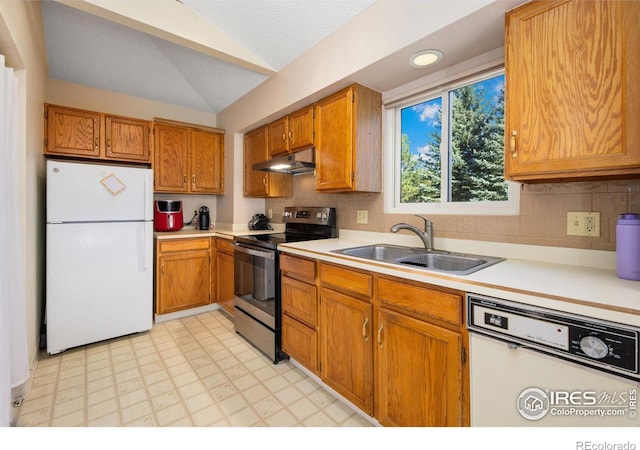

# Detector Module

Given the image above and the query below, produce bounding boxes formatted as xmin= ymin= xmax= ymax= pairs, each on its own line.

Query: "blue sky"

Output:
xmin=401 ymin=74 xmax=504 ymax=157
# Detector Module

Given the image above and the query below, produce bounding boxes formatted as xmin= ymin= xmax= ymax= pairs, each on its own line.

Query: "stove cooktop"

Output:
xmin=235 ymin=206 xmax=337 ymax=250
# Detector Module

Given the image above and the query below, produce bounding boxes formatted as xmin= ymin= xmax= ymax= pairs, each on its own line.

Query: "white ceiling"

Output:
xmin=41 ymin=0 xmax=377 ymax=113
xmin=41 ymin=0 xmax=525 ymax=115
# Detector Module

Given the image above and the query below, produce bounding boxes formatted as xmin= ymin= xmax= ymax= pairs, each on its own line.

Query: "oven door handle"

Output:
xmin=234 ymin=243 xmax=275 ymax=260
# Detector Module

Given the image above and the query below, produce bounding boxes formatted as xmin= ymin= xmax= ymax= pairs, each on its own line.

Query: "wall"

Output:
xmin=0 ymin=0 xmax=48 ymax=393
xmin=266 ymin=175 xmax=640 ymax=252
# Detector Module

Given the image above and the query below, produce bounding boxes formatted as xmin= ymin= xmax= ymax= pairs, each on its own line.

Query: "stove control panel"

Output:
xmin=282 ymin=206 xmax=336 ymax=226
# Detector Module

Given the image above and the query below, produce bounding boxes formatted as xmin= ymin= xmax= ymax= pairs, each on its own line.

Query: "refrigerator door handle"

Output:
xmin=144 ymin=170 xmax=154 ymax=221
xmin=142 ymin=221 xmax=153 ymax=271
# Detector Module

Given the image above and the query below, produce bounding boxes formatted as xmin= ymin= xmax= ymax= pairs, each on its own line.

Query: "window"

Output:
xmin=385 ymin=69 xmax=519 ymax=215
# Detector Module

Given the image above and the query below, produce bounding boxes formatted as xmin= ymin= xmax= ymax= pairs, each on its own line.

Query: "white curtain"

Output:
xmin=0 ymin=54 xmax=29 ymax=427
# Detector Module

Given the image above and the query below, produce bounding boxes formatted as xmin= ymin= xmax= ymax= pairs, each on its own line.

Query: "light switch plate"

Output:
xmin=356 ymin=210 xmax=368 ymax=224
xmin=567 ymin=212 xmax=600 ymax=237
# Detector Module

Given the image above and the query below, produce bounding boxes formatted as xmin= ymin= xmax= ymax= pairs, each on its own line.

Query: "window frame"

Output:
xmin=383 ymin=66 xmax=520 ymax=216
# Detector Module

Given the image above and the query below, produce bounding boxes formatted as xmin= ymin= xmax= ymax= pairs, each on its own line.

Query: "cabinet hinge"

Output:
xmin=351 ymin=92 xmax=355 ymax=103
xmin=351 ymin=171 xmax=355 ymax=182
xmin=461 ymin=347 xmax=467 ymax=365
xmin=44 ymin=110 xmax=48 ymax=120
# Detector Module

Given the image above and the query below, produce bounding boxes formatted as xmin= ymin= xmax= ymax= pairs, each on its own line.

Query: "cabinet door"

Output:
xmin=376 ymin=307 xmax=464 ymax=426
xmin=505 ymin=0 xmax=640 ymax=181
xmin=314 ymin=86 xmax=354 ymax=191
xmin=105 ymin=115 xmax=151 ymax=162
xmin=287 ymin=105 xmax=314 ymax=152
xmin=157 ymin=250 xmax=211 ymax=315
xmin=154 ymin=124 xmax=189 ymax=192
xmin=268 ymin=116 xmax=289 ymax=156
xmin=46 ymin=105 xmax=101 ymax=158
xmin=320 ymin=287 xmax=373 ymax=415
xmin=282 ymin=314 xmax=318 ymax=374
xmin=216 ymin=246 xmax=235 ymax=315
xmin=191 ymin=129 xmax=224 ymax=194
xmin=244 ymin=126 xmax=270 ymax=197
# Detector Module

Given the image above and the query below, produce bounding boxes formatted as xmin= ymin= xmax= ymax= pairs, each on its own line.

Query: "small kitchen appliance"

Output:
xmin=197 ymin=206 xmax=210 ymax=230
xmin=248 ymin=213 xmax=272 ymax=230
xmin=154 ymin=200 xmax=183 ymax=232
xmin=616 ymin=213 xmax=640 ymax=281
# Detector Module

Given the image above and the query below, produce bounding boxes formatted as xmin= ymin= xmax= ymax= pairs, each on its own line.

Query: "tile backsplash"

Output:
xmin=265 ymin=175 xmax=640 ymax=252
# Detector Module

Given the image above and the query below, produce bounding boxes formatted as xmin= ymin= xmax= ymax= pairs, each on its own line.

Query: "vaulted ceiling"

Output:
xmin=41 ymin=0 xmax=524 ymax=115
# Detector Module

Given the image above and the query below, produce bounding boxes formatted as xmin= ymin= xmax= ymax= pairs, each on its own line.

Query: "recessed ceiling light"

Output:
xmin=409 ymin=49 xmax=443 ymax=68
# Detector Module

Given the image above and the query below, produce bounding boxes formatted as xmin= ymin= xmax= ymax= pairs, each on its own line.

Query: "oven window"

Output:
xmin=234 ymin=245 xmax=276 ymax=306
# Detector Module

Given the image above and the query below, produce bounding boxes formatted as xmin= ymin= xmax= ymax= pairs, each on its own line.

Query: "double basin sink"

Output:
xmin=331 ymin=244 xmax=504 ymax=275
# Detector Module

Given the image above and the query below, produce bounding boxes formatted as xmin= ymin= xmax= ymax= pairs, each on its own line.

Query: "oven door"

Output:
xmin=233 ymin=242 xmax=277 ymax=327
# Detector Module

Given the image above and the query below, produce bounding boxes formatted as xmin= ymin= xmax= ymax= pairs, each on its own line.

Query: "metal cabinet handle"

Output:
xmin=192 ymin=175 xmax=196 ymax=187
xmin=282 ymin=132 xmax=286 ymax=143
xmin=362 ymin=317 xmax=369 ymax=342
xmin=183 ymin=175 xmax=187 ymax=186
xmin=107 ymin=137 xmax=111 ymax=153
xmin=377 ymin=324 xmax=383 ymax=348
xmin=288 ymin=130 xmax=293 ymax=142
xmin=95 ymin=136 xmax=99 ymax=150
xmin=510 ymin=130 xmax=517 ymax=158
xmin=161 ymin=263 xmax=165 ymax=275
xmin=263 ymin=175 xmax=267 ymax=186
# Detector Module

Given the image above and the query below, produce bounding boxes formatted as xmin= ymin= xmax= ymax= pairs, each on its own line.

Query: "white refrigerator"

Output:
xmin=46 ymin=160 xmax=154 ymax=355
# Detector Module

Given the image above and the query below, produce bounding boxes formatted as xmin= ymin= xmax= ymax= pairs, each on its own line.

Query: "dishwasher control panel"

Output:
xmin=467 ymin=294 xmax=640 ymax=380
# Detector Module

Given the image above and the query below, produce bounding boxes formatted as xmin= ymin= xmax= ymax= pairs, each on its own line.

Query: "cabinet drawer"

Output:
xmin=282 ymin=276 xmax=317 ymax=328
xmin=158 ymin=237 xmax=210 ymax=253
xmin=319 ymin=263 xmax=372 ymax=299
xmin=376 ymin=277 xmax=463 ymax=325
xmin=216 ymin=237 xmax=235 ymax=253
xmin=280 ymin=254 xmax=316 ymax=282
xmin=282 ymin=315 xmax=318 ymax=375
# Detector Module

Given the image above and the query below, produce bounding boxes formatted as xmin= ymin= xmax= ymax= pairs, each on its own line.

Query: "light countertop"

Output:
xmin=278 ymin=233 xmax=640 ymax=326
xmin=154 ymin=227 xmax=280 ymax=240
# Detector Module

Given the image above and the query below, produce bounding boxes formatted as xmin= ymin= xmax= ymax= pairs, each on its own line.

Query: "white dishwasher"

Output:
xmin=467 ymin=293 xmax=640 ymax=427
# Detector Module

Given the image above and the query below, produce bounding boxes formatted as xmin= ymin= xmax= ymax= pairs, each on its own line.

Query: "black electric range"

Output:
xmin=232 ymin=207 xmax=337 ymax=363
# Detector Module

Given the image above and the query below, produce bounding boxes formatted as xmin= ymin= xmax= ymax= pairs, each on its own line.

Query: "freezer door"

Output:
xmin=47 ymin=160 xmax=153 ymax=223
xmin=46 ymin=221 xmax=153 ymax=354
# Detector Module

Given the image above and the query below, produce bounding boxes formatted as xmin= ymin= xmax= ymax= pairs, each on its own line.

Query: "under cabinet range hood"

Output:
xmin=252 ymin=148 xmax=315 ymax=175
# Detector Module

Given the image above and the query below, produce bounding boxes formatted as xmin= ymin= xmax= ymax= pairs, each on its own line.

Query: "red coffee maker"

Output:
xmin=154 ymin=200 xmax=183 ymax=232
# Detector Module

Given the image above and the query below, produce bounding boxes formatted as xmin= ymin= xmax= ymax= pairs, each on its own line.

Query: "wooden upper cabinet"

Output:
xmin=314 ymin=84 xmax=382 ymax=192
xmin=45 ymin=104 xmax=152 ymax=163
xmin=268 ymin=105 xmax=314 ymax=157
xmin=154 ymin=123 xmax=190 ymax=192
xmin=153 ymin=120 xmax=224 ymax=194
xmin=243 ymin=125 xmax=293 ymax=198
xmin=45 ymin=105 xmax=101 ymax=158
xmin=105 ymin=115 xmax=151 ymax=162
xmin=191 ymin=129 xmax=224 ymax=193
xmin=504 ymin=0 xmax=640 ymax=182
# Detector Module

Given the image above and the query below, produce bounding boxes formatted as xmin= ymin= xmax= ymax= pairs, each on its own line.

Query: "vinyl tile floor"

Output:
xmin=15 ymin=309 xmax=374 ymax=427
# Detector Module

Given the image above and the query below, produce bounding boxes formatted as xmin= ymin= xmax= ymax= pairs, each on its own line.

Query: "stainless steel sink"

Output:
xmin=331 ymin=244 xmax=504 ymax=275
xmin=333 ymin=244 xmax=424 ymax=261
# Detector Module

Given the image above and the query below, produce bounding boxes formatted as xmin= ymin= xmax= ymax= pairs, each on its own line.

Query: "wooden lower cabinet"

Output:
xmin=320 ymin=286 xmax=374 ymax=416
xmin=375 ymin=307 xmax=464 ymax=426
xmin=155 ymin=238 xmax=212 ymax=315
xmin=280 ymin=254 xmax=319 ymax=374
xmin=216 ymin=237 xmax=235 ymax=315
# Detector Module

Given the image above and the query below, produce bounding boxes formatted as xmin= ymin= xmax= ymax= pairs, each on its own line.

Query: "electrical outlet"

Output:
xmin=356 ymin=210 xmax=368 ymax=224
xmin=567 ymin=212 xmax=600 ymax=237
xmin=268 ymin=209 xmax=273 ymax=219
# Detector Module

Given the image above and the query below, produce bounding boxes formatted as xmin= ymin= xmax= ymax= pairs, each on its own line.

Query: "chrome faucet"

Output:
xmin=390 ymin=215 xmax=433 ymax=251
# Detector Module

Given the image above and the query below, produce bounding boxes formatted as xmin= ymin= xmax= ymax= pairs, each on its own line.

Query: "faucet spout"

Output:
xmin=390 ymin=216 xmax=433 ymax=251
